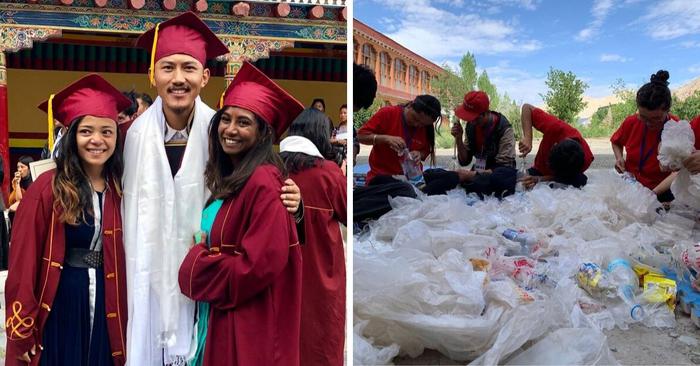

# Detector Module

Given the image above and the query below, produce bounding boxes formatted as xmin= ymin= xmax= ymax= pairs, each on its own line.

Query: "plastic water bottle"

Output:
xmin=607 ymin=258 xmax=644 ymax=320
xmin=621 ymin=172 xmax=637 ymax=184
xmin=502 ymin=229 xmax=539 ymax=256
xmin=398 ymin=148 xmax=424 ymax=186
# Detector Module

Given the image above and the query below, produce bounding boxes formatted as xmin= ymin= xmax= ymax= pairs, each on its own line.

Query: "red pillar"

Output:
xmin=0 ymin=52 xmax=10 ymax=203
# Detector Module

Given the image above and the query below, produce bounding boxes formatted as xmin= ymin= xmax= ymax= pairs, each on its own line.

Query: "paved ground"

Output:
xmin=355 ymin=137 xmax=617 ymax=171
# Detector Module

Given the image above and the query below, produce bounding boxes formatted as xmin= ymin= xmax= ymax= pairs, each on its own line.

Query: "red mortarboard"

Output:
xmin=135 ymin=11 xmax=229 ymax=85
xmin=37 ymin=74 xmax=132 ymax=152
xmin=454 ymin=90 xmax=490 ymax=122
xmin=221 ymin=62 xmax=304 ymax=139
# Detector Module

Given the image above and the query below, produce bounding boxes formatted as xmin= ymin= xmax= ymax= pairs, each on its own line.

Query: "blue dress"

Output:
xmin=40 ymin=192 xmax=111 ymax=366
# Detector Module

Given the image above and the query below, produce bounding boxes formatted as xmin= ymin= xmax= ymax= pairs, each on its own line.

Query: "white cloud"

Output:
xmin=600 ymin=53 xmax=630 ymax=62
xmin=575 ymin=0 xmax=614 ymax=42
xmin=681 ymin=40 xmax=700 ymax=48
xmin=689 ymin=63 xmax=700 ymax=74
xmin=483 ymin=64 xmax=547 ymax=105
xmin=374 ymin=0 xmax=542 ymax=60
xmin=640 ymin=0 xmax=700 ymax=40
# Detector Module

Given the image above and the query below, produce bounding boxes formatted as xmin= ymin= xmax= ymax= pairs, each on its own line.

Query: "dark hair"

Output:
xmin=121 ymin=90 xmax=138 ymax=116
xmin=281 ymin=108 xmax=337 ymax=174
xmin=205 ymin=107 xmax=286 ymax=201
xmin=548 ymin=138 xmax=584 ymax=181
xmin=354 ymin=63 xmax=378 ymax=110
xmin=138 ymin=93 xmax=153 ymax=107
xmin=340 ymin=104 xmax=347 ymax=111
xmin=53 ymin=117 xmax=123 ymax=225
xmin=408 ymin=95 xmax=441 ymax=166
xmin=17 ymin=155 xmax=34 ymax=167
xmin=636 ymin=70 xmax=672 ymax=111
xmin=310 ymin=98 xmax=326 ymax=111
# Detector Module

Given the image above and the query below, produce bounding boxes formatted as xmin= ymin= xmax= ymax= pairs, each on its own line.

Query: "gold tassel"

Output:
xmin=148 ymin=23 xmax=161 ymax=87
xmin=47 ymin=94 xmax=55 ymax=154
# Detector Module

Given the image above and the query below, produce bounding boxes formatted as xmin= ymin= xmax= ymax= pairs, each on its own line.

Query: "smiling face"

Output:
xmin=76 ymin=115 xmax=117 ymax=175
xmin=153 ymin=53 xmax=210 ymax=116
xmin=218 ymin=106 xmax=260 ymax=164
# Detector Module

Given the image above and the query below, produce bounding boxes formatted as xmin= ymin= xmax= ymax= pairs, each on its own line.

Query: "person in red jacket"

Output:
xmin=280 ymin=108 xmax=347 ymax=366
xmin=357 ymin=95 xmax=441 ymax=185
xmin=178 ymin=61 xmax=303 ymax=366
xmin=5 ymin=74 xmax=131 ymax=366
xmin=518 ymin=103 xmax=594 ymax=188
xmin=611 ymin=70 xmax=678 ymax=202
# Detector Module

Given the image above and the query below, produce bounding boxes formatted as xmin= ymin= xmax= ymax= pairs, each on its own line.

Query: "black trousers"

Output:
xmin=527 ymin=167 xmax=589 ymax=188
xmin=354 ymin=175 xmax=418 ymax=222
xmin=423 ymin=167 xmax=517 ymax=198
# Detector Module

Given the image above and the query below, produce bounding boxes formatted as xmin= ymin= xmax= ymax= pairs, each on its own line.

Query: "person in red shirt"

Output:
xmin=611 ymin=70 xmax=678 ymax=202
xmin=357 ymin=95 xmax=441 ymax=185
xmin=518 ymin=103 xmax=594 ymax=188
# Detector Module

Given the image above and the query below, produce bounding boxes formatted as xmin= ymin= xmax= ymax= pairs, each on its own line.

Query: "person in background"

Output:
xmin=518 ymin=103 xmax=594 ymax=189
xmin=40 ymin=120 xmax=67 ymax=160
xmin=136 ymin=92 xmax=153 ymax=115
xmin=330 ymin=104 xmax=348 ymax=173
xmin=280 ymin=108 xmax=346 ymax=366
xmin=449 ymin=91 xmax=517 ymax=197
xmin=611 ymin=70 xmax=678 ymax=202
xmin=8 ymin=155 xmax=34 ymax=212
xmin=311 ymin=98 xmax=326 ymax=113
xmin=178 ymin=61 xmax=303 ymax=366
xmin=5 ymin=73 xmax=131 ymax=366
xmin=117 ymin=90 xmax=139 ymax=125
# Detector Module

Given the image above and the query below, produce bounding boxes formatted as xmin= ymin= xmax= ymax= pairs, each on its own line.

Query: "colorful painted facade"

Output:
xmin=353 ymin=18 xmax=443 ymax=106
xmin=0 ymin=0 xmax=347 ymax=196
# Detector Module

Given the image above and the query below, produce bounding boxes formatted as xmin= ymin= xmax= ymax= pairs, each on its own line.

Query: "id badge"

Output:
xmin=474 ymin=157 xmax=487 ymax=171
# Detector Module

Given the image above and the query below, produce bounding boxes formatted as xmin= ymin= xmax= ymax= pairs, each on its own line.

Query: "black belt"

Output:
xmin=64 ymin=248 xmax=103 ymax=268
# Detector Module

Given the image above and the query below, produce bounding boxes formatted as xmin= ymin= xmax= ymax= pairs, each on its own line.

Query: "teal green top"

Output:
xmin=190 ymin=199 xmax=223 ymax=366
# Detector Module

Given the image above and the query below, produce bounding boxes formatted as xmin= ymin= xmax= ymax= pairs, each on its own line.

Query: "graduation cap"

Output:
xmin=38 ymin=74 xmax=132 ymax=151
xmin=221 ymin=61 xmax=304 ymax=139
xmin=135 ymin=11 xmax=229 ymax=85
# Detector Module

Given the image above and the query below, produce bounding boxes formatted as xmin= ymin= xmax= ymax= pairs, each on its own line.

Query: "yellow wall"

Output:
xmin=7 ymin=69 xmax=347 ymax=147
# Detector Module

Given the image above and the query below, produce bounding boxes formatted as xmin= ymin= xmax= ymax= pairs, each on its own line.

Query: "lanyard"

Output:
xmin=638 ymin=124 xmax=662 ymax=173
xmin=401 ymin=106 xmax=416 ymax=150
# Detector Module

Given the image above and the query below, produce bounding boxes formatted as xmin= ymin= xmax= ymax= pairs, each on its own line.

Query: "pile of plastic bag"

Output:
xmin=354 ymin=170 xmax=698 ymax=365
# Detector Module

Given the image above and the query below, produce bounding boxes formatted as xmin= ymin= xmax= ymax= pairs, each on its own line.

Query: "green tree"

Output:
xmin=477 ymin=70 xmax=499 ymax=109
xmin=498 ymin=93 xmax=522 ymax=139
xmin=672 ymin=91 xmax=700 ymax=121
xmin=459 ymin=52 xmax=478 ymax=91
xmin=540 ymin=68 xmax=588 ymax=124
xmin=433 ymin=64 xmax=469 ymax=123
xmin=353 ymin=99 xmax=383 ymax=129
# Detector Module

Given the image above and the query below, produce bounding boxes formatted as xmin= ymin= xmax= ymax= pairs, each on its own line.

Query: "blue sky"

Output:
xmin=355 ymin=0 xmax=700 ymax=106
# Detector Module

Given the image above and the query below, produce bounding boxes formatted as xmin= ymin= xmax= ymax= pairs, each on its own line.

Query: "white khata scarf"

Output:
xmin=122 ymin=96 xmax=214 ymax=365
xmin=279 ymin=135 xmax=324 ymax=158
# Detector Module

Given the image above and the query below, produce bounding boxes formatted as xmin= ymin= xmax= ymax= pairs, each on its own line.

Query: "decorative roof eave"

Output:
xmin=0 ymin=25 xmax=61 ymax=52
xmin=0 ymin=3 xmax=346 ymax=43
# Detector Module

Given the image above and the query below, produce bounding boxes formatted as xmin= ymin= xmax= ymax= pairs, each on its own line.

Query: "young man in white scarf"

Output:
xmin=122 ymin=11 xmax=302 ymax=366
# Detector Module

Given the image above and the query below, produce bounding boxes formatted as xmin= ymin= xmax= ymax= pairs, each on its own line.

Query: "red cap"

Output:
xmin=37 ymin=74 xmax=132 ymax=127
xmin=221 ymin=62 xmax=304 ymax=139
xmin=136 ymin=12 xmax=229 ymax=83
xmin=454 ymin=90 xmax=490 ymax=122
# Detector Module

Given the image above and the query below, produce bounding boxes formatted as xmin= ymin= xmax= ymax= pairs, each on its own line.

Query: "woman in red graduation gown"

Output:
xmin=279 ymin=108 xmax=347 ymax=366
xmin=5 ymin=74 xmax=131 ymax=366
xmin=178 ymin=61 xmax=303 ymax=366
xmin=611 ymin=70 xmax=679 ymax=202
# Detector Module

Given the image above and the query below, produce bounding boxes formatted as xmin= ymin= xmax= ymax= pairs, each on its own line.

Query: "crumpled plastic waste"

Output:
xmin=354 ymin=170 xmax=685 ymax=365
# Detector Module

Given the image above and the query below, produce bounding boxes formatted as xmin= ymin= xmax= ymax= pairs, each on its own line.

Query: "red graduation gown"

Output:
xmin=178 ymin=165 xmax=302 ymax=366
xmin=290 ymin=160 xmax=346 ymax=366
xmin=4 ymin=171 xmax=128 ymax=366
